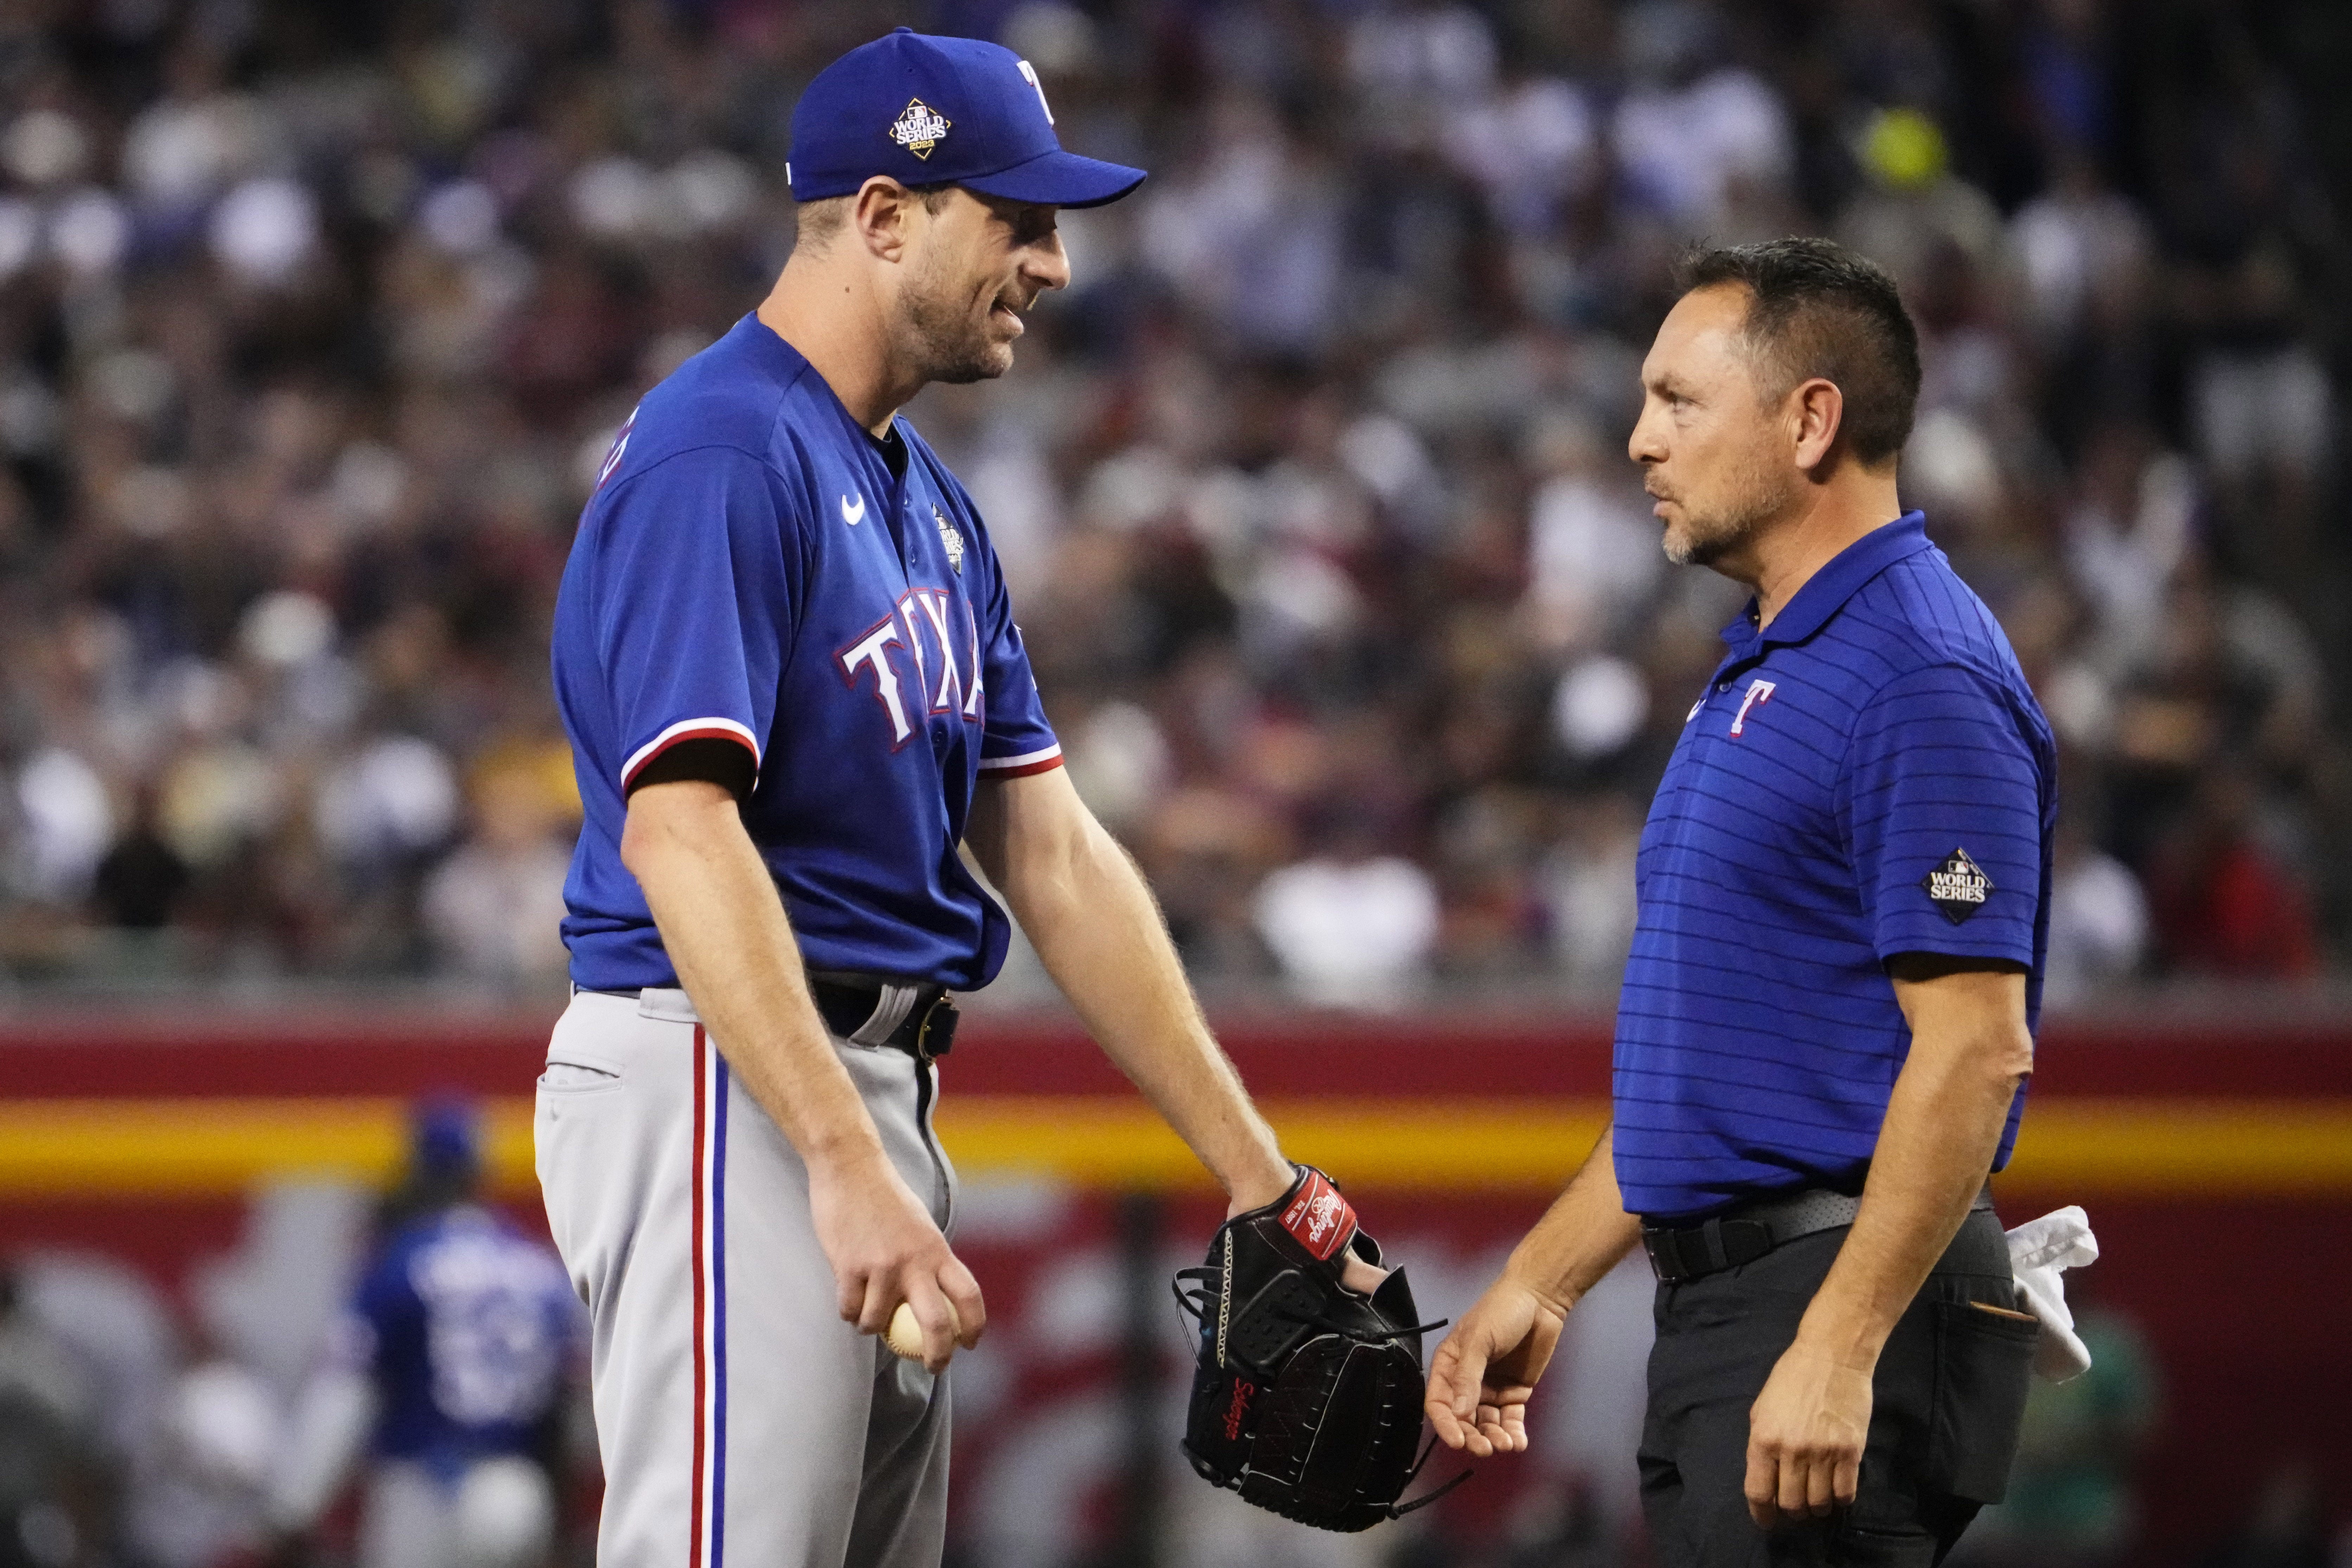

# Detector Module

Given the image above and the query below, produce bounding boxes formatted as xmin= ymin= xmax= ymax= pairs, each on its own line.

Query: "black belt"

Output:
xmin=581 ymin=978 xmax=957 ymax=1062
xmin=1642 ymin=1185 xmax=1994 ymax=1285
xmin=810 ymin=976 xmax=958 ymax=1062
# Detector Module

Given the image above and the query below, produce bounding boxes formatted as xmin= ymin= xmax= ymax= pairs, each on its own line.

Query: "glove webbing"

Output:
xmin=1170 ymin=1268 xmax=1451 ymax=1366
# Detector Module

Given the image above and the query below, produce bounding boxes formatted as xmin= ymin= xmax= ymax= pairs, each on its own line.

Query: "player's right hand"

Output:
xmin=1424 ymin=1272 xmax=1568 ymax=1458
xmin=807 ymin=1149 xmax=985 ymax=1374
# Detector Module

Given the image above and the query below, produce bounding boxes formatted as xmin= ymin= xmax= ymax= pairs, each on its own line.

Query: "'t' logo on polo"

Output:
xmin=1922 ymin=848 xmax=1993 ymax=924
xmin=1729 ymin=678 xmax=1776 ymax=736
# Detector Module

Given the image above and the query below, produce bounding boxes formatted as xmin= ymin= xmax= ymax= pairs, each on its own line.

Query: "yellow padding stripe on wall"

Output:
xmin=0 ymin=1099 xmax=539 ymax=1197
xmin=934 ymin=1098 xmax=2352 ymax=1195
xmin=0 ymin=1097 xmax=2348 ymax=1197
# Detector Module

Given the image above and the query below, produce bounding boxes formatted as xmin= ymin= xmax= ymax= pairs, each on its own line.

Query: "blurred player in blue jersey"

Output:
xmin=269 ymin=1101 xmax=580 ymax=1568
xmin=537 ymin=26 xmax=1384 ymax=1568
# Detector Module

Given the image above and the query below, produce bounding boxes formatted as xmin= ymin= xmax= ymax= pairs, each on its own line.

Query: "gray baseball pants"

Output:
xmin=535 ymin=987 xmax=957 ymax=1568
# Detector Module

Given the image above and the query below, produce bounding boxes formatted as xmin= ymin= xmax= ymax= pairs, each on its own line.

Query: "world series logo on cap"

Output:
xmin=890 ymin=98 xmax=952 ymax=160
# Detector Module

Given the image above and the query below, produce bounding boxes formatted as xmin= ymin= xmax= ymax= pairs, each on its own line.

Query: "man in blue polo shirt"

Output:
xmin=1427 ymin=238 xmax=2054 ymax=1566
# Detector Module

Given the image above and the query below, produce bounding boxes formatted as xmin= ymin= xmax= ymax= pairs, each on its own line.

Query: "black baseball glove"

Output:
xmin=1172 ymin=1165 xmax=1466 ymax=1531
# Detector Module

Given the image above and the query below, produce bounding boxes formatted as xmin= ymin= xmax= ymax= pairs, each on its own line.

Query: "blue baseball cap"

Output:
xmin=787 ymin=28 xmax=1145 ymax=210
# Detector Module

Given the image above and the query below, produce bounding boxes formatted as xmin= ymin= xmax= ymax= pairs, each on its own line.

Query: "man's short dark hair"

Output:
xmin=1676 ymin=238 xmax=1922 ymax=467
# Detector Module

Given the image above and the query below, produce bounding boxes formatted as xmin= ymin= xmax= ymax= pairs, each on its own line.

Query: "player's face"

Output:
xmin=897 ymin=187 xmax=1070 ymax=385
xmin=1629 ymin=284 xmax=1801 ymax=570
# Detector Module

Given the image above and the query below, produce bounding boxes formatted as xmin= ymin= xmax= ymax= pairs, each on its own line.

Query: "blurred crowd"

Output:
xmin=0 ymin=0 xmax=2344 ymax=1000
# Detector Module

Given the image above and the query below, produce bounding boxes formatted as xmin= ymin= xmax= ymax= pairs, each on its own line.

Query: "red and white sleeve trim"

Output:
xmin=621 ymin=717 xmax=762 ymax=790
xmin=976 ymin=743 xmax=1064 ymax=779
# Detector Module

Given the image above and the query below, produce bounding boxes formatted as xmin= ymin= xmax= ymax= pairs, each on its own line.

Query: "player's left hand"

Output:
xmin=1337 ymin=1251 xmax=1390 ymax=1295
xmin=1224 ymin=1168 xmax=1388 ymax=1295
xmin=1745 ymin=1337 xmax=1873 ymax=1529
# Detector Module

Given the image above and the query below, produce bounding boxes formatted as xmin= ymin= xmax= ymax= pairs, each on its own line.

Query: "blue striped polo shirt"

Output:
xmin=1612 ymin=512 xmax=2056 ymax=1221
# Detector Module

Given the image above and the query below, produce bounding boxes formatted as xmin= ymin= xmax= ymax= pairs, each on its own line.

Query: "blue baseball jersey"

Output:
xmin=1611 ymin=513 xmax=2057 ymax=1221
xmin=341 ymin=1205 xmax=579 ymax=1473
xmin=552 ymin=315 xmax=1063 ymax=992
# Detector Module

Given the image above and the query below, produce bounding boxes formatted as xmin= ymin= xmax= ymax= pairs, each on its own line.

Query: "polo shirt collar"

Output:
xmin=1720 ymin=511 xmax=1934 ymax=657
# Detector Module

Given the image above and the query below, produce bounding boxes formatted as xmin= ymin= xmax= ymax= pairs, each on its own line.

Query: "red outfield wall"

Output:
xmin=0 ymin=1006 xmax=2346 ymax=1561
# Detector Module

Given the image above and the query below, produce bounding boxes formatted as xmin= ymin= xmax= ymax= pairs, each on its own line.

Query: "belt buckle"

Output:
xmin=910 ymin=994 xmax=957 ymax=1062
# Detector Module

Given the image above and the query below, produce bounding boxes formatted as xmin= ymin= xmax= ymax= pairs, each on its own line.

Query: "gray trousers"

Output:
xmin=536 ymin=988 xmax=957 ymax=1568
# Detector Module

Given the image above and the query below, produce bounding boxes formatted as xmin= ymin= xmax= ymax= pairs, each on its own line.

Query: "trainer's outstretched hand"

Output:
xmin=1425 ymin=1273 xmax=1567 ymax=1457
xmin=808 ymin=1147 xmax=985 ymax=1374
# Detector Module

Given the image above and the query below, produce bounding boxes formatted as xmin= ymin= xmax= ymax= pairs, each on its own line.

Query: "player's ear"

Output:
xmin=1788 ymin=377 xmax=1844 ymax=476
xmin=851 ymin=177 xmax=915 ymax=263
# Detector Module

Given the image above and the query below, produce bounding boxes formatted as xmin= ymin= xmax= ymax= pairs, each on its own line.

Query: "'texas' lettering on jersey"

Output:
xmin=836 ymin=587 xmax=985 ymax=747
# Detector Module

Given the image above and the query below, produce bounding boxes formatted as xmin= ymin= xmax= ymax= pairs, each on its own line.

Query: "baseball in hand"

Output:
xmin=885 ymin=1299 xmax=960 ymax=1362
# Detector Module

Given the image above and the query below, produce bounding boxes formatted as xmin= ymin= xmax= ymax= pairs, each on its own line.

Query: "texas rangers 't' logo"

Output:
xmin=1729 ymin=678 xmax=1776 ymax=737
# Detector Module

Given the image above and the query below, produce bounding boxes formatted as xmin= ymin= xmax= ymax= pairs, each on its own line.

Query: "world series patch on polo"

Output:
xmin=1922 ymin=847 xmax=1993 ymax=924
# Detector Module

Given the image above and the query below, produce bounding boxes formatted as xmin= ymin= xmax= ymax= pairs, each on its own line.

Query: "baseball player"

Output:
xmin=538 ymin=28 xmax=1382 ymax=1568
xmin=1426 ymin=239 xmax=2057 ymax=1565
xmin=268 ymin=1101 xmax=581 ymax=1568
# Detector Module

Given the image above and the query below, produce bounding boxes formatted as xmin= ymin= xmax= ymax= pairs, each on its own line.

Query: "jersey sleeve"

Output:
xmin=1839 ymin=662 xmax=2047 ymax=967
xmin=970 ymin=531 xmax=1061 ymax=779
xmin=590 ymin=447 xmax=801 ymax=793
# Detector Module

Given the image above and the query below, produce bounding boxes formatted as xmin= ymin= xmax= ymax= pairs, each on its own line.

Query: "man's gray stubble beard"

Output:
xmin=1664 ymin=503 xmax=1756 ymax=568
xmin=1666 ymin=510 xmax=1752 ymax=568
xmin=1663 ymin=455 xmax=1794 ymax=569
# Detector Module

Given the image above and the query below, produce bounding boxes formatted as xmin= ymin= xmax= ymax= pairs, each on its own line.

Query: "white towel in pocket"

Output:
xmin=2006 ymin=1205 xmax=2099 ymax=1382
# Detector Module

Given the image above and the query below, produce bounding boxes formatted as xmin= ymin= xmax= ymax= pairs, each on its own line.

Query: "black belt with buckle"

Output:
xmin=810 ymin=977 xmax=958 ymax=1062
xmin=579 ymin=978 xmax=957 ymax=1062
xmin=1643 ymin=1185 xmax=1994 ymax=1285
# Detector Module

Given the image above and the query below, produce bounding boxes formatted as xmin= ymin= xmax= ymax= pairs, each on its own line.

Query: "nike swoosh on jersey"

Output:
xmin=841 ymin=493 xmax=865 ymax=526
